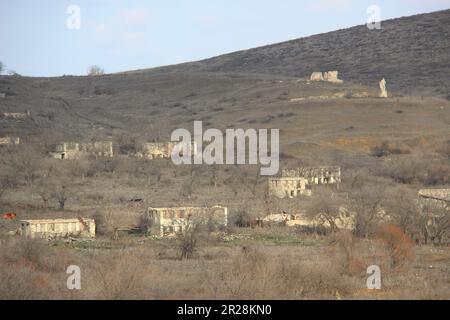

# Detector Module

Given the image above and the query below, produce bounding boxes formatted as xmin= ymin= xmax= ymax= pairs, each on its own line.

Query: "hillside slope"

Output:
xmin=158 ymin=9 xmax=450 ymax=95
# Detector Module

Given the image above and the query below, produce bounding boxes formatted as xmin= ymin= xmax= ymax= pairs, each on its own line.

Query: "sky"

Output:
xmin=1 ymin=0 xmax=449 ymax=77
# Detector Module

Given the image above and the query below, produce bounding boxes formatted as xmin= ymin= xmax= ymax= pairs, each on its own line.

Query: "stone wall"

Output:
xmin=0 ymin=136 xmax=20 ymax=145
xmin=268 ymin=177 xmax=311 ymax=199
xmin=139 ymin=142 xmax=197 ymax=159
xmin=418 ymin=189 xmax=450 ymax=211
xmin=310 ymin=71 xmax=343 ymax=83
xmin=310 ymin=72 xmax=324 ymax=81
xmin=51 ymin=141 xmax=113 ymax=159
xmin=0 ymin=111 xmax=31 ymax=120
xmin=282 ymin=166 xmax=341 ymax=185
xmin=19 ymin=218 xmax=96 ymax=239
xmin=263 ymin=211 xmax=354 ymax=230
xmin=144 ymin=206 xmax=228 ymax=236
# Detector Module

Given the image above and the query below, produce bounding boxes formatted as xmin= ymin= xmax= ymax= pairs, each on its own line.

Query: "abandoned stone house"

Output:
xmin=262 ymin=211 xmax=354 ymax=230
xmin=310 ymin=71 xmax=343 ymax=83
xmin=143 ymin=206 xmax=228 ymax=236
xmin=282 ymin=166 xmax=341 ymax=185
xmin=268 ymin=177 xmax=312 ymax=199
xmin=418 ymin=189 xmax=450 ymax=210
xmin=0 ymin=136 xmax=20 ymax=145
xmin=19 ymin=218 xmax=96 ymax=239
xmin=136 ymin=142 xmax=197 ymax=159
xmin=51 ymin=141 xmax=113 ymax=159
xmin=0 ymin=111 xmax=31 ymax=120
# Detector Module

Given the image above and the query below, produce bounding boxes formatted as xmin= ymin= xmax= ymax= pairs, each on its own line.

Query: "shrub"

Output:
xmin=177 ymin=224 xmax=200 ymax=260
xmin=332 ymin=230 xmax=364 ymax=275
xmin=233 ymin=209 xmax=252 ymax=228
xmin=371 ymin=141 xmax=410 ymax=157
xmin=376 ymin=224 xmax=415 ymax=270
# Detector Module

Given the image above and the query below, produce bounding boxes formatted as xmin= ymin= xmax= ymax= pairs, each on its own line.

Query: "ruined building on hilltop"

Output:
xmin=310 ymin=71 xmax=343 ymax=84
xmin=142 ymin=206 xmax=228 ymax=236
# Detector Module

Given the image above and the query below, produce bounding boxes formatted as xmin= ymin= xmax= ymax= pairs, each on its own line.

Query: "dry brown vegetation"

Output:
xmin=0 ymin=228 xmax=449 ymax=300
xmin=1 ymin=10 xmax=450 ymax=300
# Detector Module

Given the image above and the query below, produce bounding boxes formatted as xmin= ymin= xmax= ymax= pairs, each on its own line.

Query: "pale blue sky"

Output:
xmin=1 ymin=0 xmax=449 ymax=76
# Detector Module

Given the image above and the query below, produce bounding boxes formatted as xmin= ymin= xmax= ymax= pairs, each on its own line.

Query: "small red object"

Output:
xmin=3 ymin=213 xmax=16 ymax=220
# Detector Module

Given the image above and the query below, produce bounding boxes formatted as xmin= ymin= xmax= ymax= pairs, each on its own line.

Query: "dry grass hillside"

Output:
xmin=155 ymin=9 xmax=450 ymax=95
xmin=0 ymin=9 xmax=449 ymax=300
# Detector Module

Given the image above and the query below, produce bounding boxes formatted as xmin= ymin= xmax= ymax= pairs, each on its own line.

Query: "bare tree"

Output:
xmin=87 ymin=65 xmax=104 ymax=76
xmin=0 ymin=61 xmax=4 ymax=74
xmin=420 ymin=201 xmax=449 ymax=245
xmin=177 ymin=224 xmax=201 ymax=260
xmin=181 ymin=166 xmax=197 ymax=199
xmin=385 ymin=186 xmax=421 ymax=239
xmin=52 ymin=181 xmax=70 ymax=210
xmin=12 ymin=147 xmax=41 ymax=186
xmin=209 ymin=164 xmax=219 ymax=188
xmin=0 ymin=176 xmax=11 ymax=201
xmin=307 ymin=188 xmax=344 ymax=233
xmin=348 ymin=186 xmax=385 ymax=238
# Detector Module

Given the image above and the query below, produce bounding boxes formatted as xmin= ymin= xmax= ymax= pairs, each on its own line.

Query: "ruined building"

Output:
xmin=310 ymin=71 xmax=343 ymax=83
xmin=0 ymin=136 xmax=20 ymax=145
xmin=282 ymin=166 xmax=341 ymax=185
xmin=143 ymin=206 xmax=228 ymax=236
xmin=379 ymin=78 xmax=388 ymax=98
xmin=310 ymin=72 xmax=324 ymax=81
xmin=262 ymin=211 xmax=354 ymax=230
xmin=136 ymin=141 xmax=197 ymax=159
xmin=0 ymin=111 xmax=31 ymax=121
xmin=19 ymin=218 xmax=96 ymax=239
xmin=268 ymin=177 xmax=312 ymax=199
xmin=51 ymin=141 xmax=113 ymax=159
xmin=418 ymin=189 xmax=450 ymax=209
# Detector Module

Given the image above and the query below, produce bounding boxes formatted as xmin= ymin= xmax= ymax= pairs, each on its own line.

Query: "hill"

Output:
xmin=155 ymin=9 xmax=450 ymax=95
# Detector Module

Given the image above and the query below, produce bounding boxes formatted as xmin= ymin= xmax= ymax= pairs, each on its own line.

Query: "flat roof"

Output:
xmin=20 ymin=218 xmax=94 ymax=224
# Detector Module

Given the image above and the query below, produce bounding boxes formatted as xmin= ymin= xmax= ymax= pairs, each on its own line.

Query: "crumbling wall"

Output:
xmin=80 ymin=141 xmax=113 ymax=157
xmin=0 ymin=136 xmax=20 ymax=145
xmin=140 ymin=142 xmax=197 ymax=159
xmin=310 ymin=72 xmax=324 ymax=81
xmin=323 ymin=71 xmax=343 ymax=83
xmin=263 ymin=211 xmax=354 ymax=230
xmin=144 ymin=206 xmax=228 ymax=236
xmin=141 ymin=142 xmax=172 ymax=159
xmin=310 ymin=71 xmax=343 ymax=83
xmin=19 ymin=218 xmax=95 ymax=239
xmin=282 ymin=166 xmax=341 ymax=185
xmin=418 ymin=189 xmax=450 ymax=210
xmin=0 ymin=111 xmax=31 ymax=120
xmin=268 ymin=177 xmax=311 ymax=199
xmin=51 ymin=141 xmax=113 ymax=159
